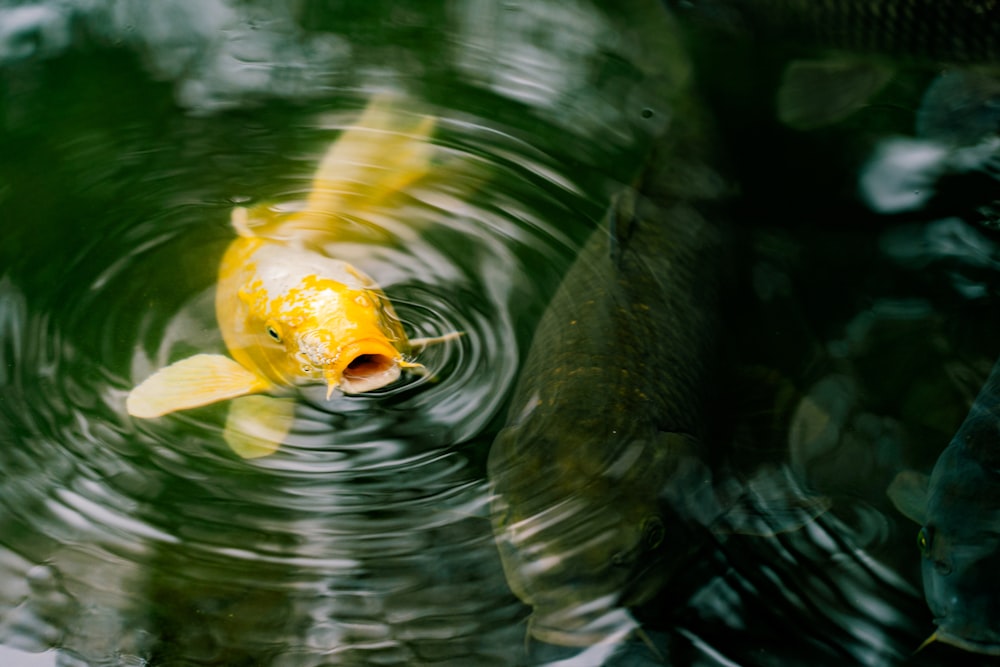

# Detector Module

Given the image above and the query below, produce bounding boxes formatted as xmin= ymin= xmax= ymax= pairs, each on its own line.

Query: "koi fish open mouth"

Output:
xmin=324 ymin=339 xmax=403 ymax=397
xmin=338 ymin=352 xmax=401 ymax=394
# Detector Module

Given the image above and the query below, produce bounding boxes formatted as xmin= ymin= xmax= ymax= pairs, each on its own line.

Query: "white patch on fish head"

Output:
xmin=236 ymin=268 xmax=352 ymax=384
xmin=295 ymin=328 xmax=338 ymax=368
xmin=286 ymin=282 xmax=403 ymax=396
xmin=236 ymin=244 xmax=402 ymax=394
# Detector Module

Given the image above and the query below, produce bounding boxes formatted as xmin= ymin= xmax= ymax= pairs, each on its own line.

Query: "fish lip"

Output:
xmin=930 ymin=626 xmax=1000 ymax=656
xmin=528 ymin=599 xmax=637 ymax=647
xmin=327 ymin=338 xmax=402 ymax=395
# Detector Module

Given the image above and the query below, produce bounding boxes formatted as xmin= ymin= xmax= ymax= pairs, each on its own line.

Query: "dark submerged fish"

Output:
xmin=487 ymin=155 xmax=727 ymax=647
xmin=484 ymin=4 xmax=827 ymax=647
xmin=485 ymin=5 xmax=730 ymax=644
xmin=889 ymin=358 xmax=1000 ymax=655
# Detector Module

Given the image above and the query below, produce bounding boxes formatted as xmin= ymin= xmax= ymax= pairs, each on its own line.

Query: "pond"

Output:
xmin=1 ymin=1 xmax=999 ymax=665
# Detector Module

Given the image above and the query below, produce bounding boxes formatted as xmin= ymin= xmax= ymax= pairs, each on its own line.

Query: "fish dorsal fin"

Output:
xmin=245 ymin=96 xmax=439 ymax=244
xmin=608 ymin=187 xmax=639 ymax=267
xmin=305 ymin=96 xmax=437 ymax=217
xmin=127 ymin=354 xmax=270 ymax=418
xmin=223 ymin=395 xmax=296 ymax=459
xmin=777 ymin=57 xmax=894 ymax=130
xmin=887 ymin=470 xmax=930 ymax=525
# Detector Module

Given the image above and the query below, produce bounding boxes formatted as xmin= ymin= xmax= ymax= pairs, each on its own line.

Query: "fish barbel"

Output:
xmin=127 ymin=97 xmax=460 ymax=458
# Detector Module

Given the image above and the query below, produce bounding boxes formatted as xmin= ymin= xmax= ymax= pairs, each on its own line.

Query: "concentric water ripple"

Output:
xmin=8 ymin=0 xmax=994 ymax=665
xmin=0 ymin=93 xmax=597 ymax=664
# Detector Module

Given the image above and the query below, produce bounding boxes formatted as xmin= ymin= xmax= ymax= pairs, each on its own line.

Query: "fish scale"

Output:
xmin=670 ymin=0 xmax=1000 ymax=62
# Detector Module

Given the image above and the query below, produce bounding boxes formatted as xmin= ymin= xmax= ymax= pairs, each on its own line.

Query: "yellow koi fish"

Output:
xmin=127 ymin=98 xmax=457 ymax=458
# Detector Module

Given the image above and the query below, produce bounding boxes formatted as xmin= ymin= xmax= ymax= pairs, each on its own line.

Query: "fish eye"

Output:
xmin=642 ymin=516 xmax=665 ymax=551
xmin=266 ymin=325 xmax=282 ymax=343
xmin=917 ymin=527 xmax=932 ymax=555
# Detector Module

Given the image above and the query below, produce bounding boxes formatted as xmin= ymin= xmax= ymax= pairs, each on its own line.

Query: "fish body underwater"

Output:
xmin=486 ymin=6 xmax=734 ymax=646
xmin=889 ymin=358 xmax=1000 ymax=655
xmin=127 ymin=99 xmax=454 ymax=458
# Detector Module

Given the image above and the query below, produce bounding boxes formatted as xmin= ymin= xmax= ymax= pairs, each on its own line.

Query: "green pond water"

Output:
xmin=1 ymin=1 xmax=1000 ymax=666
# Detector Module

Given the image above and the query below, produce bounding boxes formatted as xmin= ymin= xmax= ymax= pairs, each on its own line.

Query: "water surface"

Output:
xmin=1 ymin=1 xmax=999 ymax=666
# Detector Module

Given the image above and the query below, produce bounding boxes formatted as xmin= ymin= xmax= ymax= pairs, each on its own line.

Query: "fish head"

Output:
xmin=490 ymin=486 xmax=667 ymax=644
xmin=488 ymin=427 xmax=702 ymax=645
xmin=915 ymin=423 xmax=1000 ymax=655
xmin=917 ymin=528 xmax=1000 ymax=655
xmin=232 ymin=265 xmax=410 ymax=397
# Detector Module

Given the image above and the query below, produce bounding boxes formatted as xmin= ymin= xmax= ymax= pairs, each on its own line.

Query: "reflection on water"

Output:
xmin=0 ymin=0 xmax=347 ymax=112
xmin=3 ymin=0 xmax=1000 ymax=665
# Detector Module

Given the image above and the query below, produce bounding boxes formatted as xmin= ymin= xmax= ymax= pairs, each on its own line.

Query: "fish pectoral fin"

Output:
xmin=777 ymin=57 xmax=894 ymax=130
xmin=712 ymin=464 xmax=830 ymax=536
xmin=223 ymin=395 xmax=296 ymax=459
xmin=408 ymin=330 xmax=464 ymax=351
xmin=886 ymin=470 xmax=930 ymax=524
xmin=126 ymin=354 xmax=270 ymax=418
xmin=608 ymin=187 xmax=639 ymax=266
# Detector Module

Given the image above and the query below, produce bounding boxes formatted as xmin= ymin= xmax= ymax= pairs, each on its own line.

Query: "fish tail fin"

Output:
xmin=305 ymin=95 xmax=438 ymax=221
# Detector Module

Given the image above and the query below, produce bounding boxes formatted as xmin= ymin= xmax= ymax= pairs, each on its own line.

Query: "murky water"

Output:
xmin=2 ymin=0 xmax=1000 ymax=666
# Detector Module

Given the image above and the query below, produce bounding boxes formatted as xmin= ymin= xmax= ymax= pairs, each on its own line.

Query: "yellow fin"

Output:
xmin=223 ymin=395 xmax=296 ymax=459
xmin=127 ymin=354 xmax=270 ymax=418
xmin=306 ymin=96 xmax=437 ymax=217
